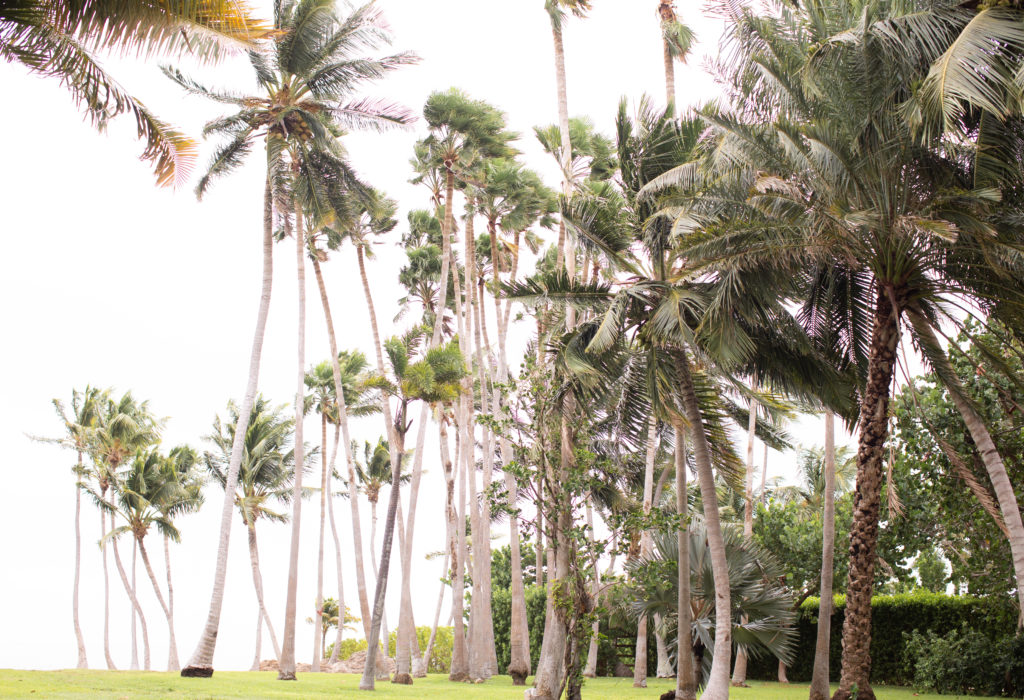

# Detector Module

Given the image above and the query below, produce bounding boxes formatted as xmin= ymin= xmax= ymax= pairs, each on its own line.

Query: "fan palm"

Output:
xmin=204 ymin=396 xmax=296 ymax=668
xmin=664 ymin=2 xmax=1024 ymax=696
xmin=0 ymin=0 xmax=269 ymax=186
xmin=167 ymin=1 xmax=413 ymax=677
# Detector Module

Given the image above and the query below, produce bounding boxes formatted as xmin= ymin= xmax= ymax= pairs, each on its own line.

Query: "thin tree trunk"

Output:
xmin=394 ymin=499 xmax=414 ymax=683
xmin=251 ymin=608 xmax=263 ymax=672
xmin=72 ymin=472 xmax=88 ymax=669
xmin=247 ymin=524 xmax=281 ymax=660
xmin=809 ymin=410 xmax=837 ymax=700
xmin=583 ymin=499 xmax=600 ymax=679
xmin=507 ymin=468 xmax=532 ymax=684
xmin=444 ymin=409 xmax=468 ymax=680
xmin=655 ymin=615 xmax=673 ymax=677
xmin=182 ymin=176 xmax=274 ymax=677
xmin=732 ymin=398 xmax=758 ymax=686
xmin=278 ymin=197 xmax=307 ymax=681
xmin=424 ymin=551 xmax=449 ymax=672
xmin=635 ymin=417 xmax=659 ymax=688
xmin=313 ymin=413 xmax=328 ymax=671
xmin=111 ymin=536 xmax=150 ymax=670
xmin=130 ymin=539 xmax=139 ymax=671
xmin=359 ymin=422 xmax=408 ymax=690
xmin=761 ymin=442 xmax=769 ymax=504
xmin=674 ymin=423 xmax=697 ymax=700
xmin=311 ymin=252 xmax=372 ymax=645
xmin=677 ymin=353 xmax=730 ymax=700
xmin=164 ymin=535 xmax=176 ymax=663
xmin=834 ymin=286 xmax=903 ymax=700
xmin=325 ymin=422 xmax=345 ymax=664
xmin=137 ymin=537 xmax=179 ymax=670
xmin=100 ymin=506 xmax=116 ymax=670
xmin=779 ymin=660 xmax=790 ymax=683
xmin=663 ymin=28 xmax=676 ymax=107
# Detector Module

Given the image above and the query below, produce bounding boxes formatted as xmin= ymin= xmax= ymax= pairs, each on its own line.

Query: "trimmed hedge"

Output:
xmin=747 ymin=592 xmax=1018 ymax=684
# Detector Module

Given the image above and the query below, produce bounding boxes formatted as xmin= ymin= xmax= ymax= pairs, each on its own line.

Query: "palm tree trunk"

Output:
xmin=443 ymin=411 xmax=468 ymax=680
xmin=761 ymin=442 xmax=769 ymax=504
xmin=834 ymin=286 xmax=903 ymax=700
xmin=278 ymin=197 xmax=307 ymax=681
xmin=247 ymin=523 xmax=281 ymax=660
xmin=111 ymin=536 xmax=150 ymax=670
xmin=100 ymin=507 xmax=116 ymax=670
xmin=908 ymin=311 xmax=1024 ymax=622
xmin=662 ymin=26 xmax=675 ymax=107
xmin=182 ymin=176 xmax=274 ymax=677
xmin=424 ymin=551 xmax=450 ymax=672
xmin=137 ymin=536 xmax=179 ymax=670
xmin=402 ymin=405 xmax=432 ymax=679
xmin=506 ymin=468 xmax=532 ymax=685
xmin=325 ymin=422 xmax=345 ymax=664
xmin=359 ymin=423 xmax=408 ymax=690
xmin=393 ymin=500 xmax=414 ymax=683
xmin=313 ymin=413 xmax=328 ymax=671
xmin=810 ymin=410 xmax=837 ymax=700
xmin=251 ymin=609 xmax=263 ymax=672
xmin=164 ymin=535 xmax=176 ymax=660
xmin=732 ymin=398 xmax=758 ymax=686
xmin=677 ymin=353 xmax=731 ymax=700
xmin=674 ymin=422 xmax=697 ymax=700
xmin=72 ymin=462 xmax=87 ymax=669
xmin=311 ymin=253 xmax=373 ymax=645
xmin=130 ymin=540 xmax=139 ymax=671
xmin=634 ymin=417 xmax=659 ymax=688
xmin=583 ymin=499 xmax=600 ymax=679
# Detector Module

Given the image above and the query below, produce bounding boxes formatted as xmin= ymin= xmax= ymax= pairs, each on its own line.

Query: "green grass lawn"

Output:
xmin=0 ymin=671 xmax=999 ymax=699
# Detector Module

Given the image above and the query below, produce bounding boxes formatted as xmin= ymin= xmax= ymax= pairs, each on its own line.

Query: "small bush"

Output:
xmin=904 ymin=626 xmax=1024 ymax=697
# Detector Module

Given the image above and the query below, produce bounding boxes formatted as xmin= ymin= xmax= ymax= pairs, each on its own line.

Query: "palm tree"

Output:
xmin=666 ymin=2 xmax=1024 ymax=695
xmin=167 ymin=1 xmax=413 ymax=677
xmin=305 ymin=354 xmax=374 ymax=671
xmin=99 ymin=447 xmax=193 ymax=671
xmin=203 ymin=396 xmax=297 ymax=670
xmin=36 ymin=386 xmax=106 ymax=669
xmin=89 ymin=391 xmax=161 ymax=671
xmin=655 ymin=2 xmax=694 ymax=107
xmin=358 ymin=333 xmax=467 ymax=690
xmin=0 ymin=1 xmax=269 ymax=186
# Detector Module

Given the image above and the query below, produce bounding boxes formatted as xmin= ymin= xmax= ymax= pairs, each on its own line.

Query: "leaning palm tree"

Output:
xmin=34 ymin=386 xmax=107 ymax=669
xmin=166 ymin=0 xmax=413 ymax=677
xmin=0 ymin=0 xmax=269 ymax=186
xmin=203 ymin=396 xmax=297 ymax=669
xmin=358 ymin=333 xmax=467 ymax=690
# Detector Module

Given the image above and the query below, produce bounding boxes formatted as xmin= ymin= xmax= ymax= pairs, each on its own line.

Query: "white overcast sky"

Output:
xmin=0 ymin=0 xmax=845 ymax=672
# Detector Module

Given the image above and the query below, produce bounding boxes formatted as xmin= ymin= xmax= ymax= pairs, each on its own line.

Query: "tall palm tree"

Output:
xmin=666 ymin=2 xmax=1024 ymax=695
xmin=89 ymin=391 xmax=161 ymax=671
xmin=36 ymin=386 xmax=106 ymax=669
xmin=203 ymin=396 xmax=297 ymax=669
xmin=167 ymin=1 xmax=413 ymax=677
xmin=358 ymin=334 xmax=467 ymax=690
xmin=304 ymin=354 xmax=374 ymax=670
xmin=655 ymin=2 xmax=694 ymax=107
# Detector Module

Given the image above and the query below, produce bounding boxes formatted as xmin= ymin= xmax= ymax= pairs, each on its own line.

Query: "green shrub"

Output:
xmin=324 ymin=637 xmax=368 ymax=661
xmin=386 ymin=626 xmax=455 ymax=673
xmin=904 ymin=626 xmax=1024 ymax=697
xmin=492 ymin=584 xmax=548 ymax=674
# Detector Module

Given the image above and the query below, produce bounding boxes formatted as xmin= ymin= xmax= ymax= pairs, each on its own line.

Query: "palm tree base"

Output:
xmin=180 ymin=666 xmax=213 ymax=678
xmin=833 ymin=687 xmax=873 ymax=700
xmin=276 ymin=671 xmax=297 ymax=681
xmin=731 ymin=682 xmax=750 ymax=687
xmin=449 ymin=671 xmax=470 ymax=682
xmin=391 ymin=673 xmax=413 ymax=685
xmin=509 ymin=669 xmax=528 ymax=685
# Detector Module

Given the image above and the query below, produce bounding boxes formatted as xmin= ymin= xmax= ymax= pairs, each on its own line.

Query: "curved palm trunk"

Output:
xmin=325 ymin=422 xmax=345 ymax=664
xmin=247 ymin=523 xmax=281 ymax=660
xmin=359 ymin=424 xmax=408 ymax=690
xmin=100 ymin=507 xmax=116 ymax=670
xmin=732 ymin=399 xmax=758 ymax=686
xmin=164 ymin=536 xmax=176 ymax=661
xmin=182 ymin=177 xmax=274 ymax=677
xmin=907 ymin=311 xmax=1024 ymax=623
xmin=130 ymin=540 xmax=140 ymax=671
xmin=834 ymin=286 xmax=902 ymax=700
xmin=137 ymin=536 xmax=179 ymax=670
xmin=674 ymin=423 xmax=697 ymax=700
xmin=313 ymin=413 xmax=329 ymax=671
xmin=677 ymin=353 xmax=730 ymax=700
xmin=311 ymin=253 xmax=372 ymax=647
xmin=72 ymin=464 xmax=87 ymax=669
xmin=278 ymin=200 xmax=307 ymax=681
xmin=634 ymin=417 xmax=659 ymax=688
xmin=251 ymin=610 xmax=263 ymax=672
xmin=394 ymin=500 xmax=414 ymax=683
xmin=111 ymin=536 xmax=150 ymax=670
xmin=809 ymin=410 xmax=837 ymax=700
